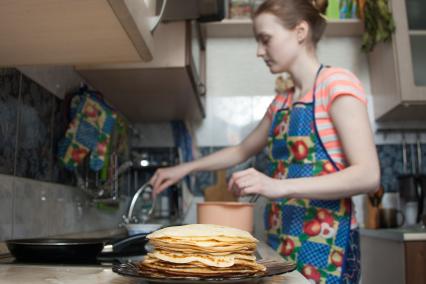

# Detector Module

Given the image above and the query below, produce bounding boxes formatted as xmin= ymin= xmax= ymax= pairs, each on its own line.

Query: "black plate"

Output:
xmin=112 ymin=259 xmax=297 ymax=283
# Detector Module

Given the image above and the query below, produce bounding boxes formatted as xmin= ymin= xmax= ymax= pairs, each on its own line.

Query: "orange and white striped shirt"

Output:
xmin=266 ymin=67 xmax=367 ymax=168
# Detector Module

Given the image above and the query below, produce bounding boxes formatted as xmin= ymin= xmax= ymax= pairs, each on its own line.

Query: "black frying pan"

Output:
xmin=6 ymin=233 xmax=148 ymax=263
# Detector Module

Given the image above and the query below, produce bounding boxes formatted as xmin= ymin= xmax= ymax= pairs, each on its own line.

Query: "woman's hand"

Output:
xmin=227 ymin=168 xmax=281 ymax=199
xmin=150 ymin=164 xmax=191 ymax=196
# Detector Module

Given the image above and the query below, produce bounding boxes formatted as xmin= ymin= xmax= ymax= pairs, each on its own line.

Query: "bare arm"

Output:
xmin=151 ymin=114 xmax=272 ymax=195
xmin=229 ymin=96 xmax=380 ymax=200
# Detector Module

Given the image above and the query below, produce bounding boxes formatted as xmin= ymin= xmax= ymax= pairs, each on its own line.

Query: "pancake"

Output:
xmin=149 ymin=239 xmax=256 ymax=253
xmin=150 ymin=250 xmax=257 ymax=268
xmin=140 ymin=224 xmax=266 ymax=279
xmin=147 ymin=224 xmax=257 ymax=242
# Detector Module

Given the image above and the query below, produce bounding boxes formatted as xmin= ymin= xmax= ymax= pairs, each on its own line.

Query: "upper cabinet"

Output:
xmin=369 ymin=0 xmax=426 ymax=121
xmin=0 ymin=0 xmax=157 ymax=66
xmin=76 ymin=21 xmax=206 ymax=122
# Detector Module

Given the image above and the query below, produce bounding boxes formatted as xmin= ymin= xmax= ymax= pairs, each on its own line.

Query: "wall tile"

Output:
xmin=195 ymin=96 xmax=274 ymax=148
xmin=15 ymin=74 xmax=54 ymax=181
xmin=252 ymin=96 xmax=274 ymax=120
xmin=210 ymin=96 xmax=253 ymax=146
xmin=206 ymin=38 xmax=275 ymax=97
xmin=50 ymin=96 xmax=75 ymax=186
xmin=46 ymin=182 xmax=77 ymax=236
xmin=13 ymin=178 xmax=50 ymax=238
xmin=194 ymin=96 xmax=214 ymax=146
xmin=0 ymin=69 xmax=20 ymax=175
xmin=378 ymin=143 xmax=426 ymax=193
xmin=0 ymin=175 xmax=14 ymax=241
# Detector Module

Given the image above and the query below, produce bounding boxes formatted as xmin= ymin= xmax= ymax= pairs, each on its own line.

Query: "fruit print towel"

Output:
xmin=57 ymin=89 xmax=116 ymax=171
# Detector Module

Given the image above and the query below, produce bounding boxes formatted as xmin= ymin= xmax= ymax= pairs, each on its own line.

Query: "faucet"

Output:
xmin=122 ymin=182 xmax=156 ymax=224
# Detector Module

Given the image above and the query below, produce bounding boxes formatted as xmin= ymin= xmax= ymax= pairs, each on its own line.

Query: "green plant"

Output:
xmin=361 ymin=0 xmax=396 ymax=53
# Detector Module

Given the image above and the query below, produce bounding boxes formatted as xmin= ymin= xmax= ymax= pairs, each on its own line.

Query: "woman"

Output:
xmin=150 ymin=0 xmax=380 ymax=282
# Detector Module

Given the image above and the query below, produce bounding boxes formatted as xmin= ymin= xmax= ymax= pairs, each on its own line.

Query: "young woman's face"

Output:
xmin=254 ymin=13 xmax=300 ymax=74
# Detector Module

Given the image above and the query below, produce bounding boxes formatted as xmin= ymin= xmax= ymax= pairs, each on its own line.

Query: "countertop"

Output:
xmin=360 ymin=226 xmax=426 ymax=241
xmin=0 ymin=239 xmax=308 ymax=284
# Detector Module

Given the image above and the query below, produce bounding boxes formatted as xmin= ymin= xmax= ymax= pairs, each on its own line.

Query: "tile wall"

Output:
xmin=0 ymin=68 xmax=127 ymax=241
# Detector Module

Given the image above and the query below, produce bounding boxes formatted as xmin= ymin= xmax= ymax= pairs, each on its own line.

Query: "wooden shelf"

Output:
xmin=204 ymin=18 xmax=364 ymax=38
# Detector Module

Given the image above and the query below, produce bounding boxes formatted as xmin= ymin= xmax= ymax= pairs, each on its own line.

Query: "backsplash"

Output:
xmin=0 ymin=69 xmax=19 ymax=176
xmin=0 ymin=68 xmax=72 ymax=184
xmin=377 ymin=144 xmax=426 ymax=192
xmin=0 ymin=68 xmax=126 ymax=241
xmin=16 ymin=71 xmax=56 ymax=181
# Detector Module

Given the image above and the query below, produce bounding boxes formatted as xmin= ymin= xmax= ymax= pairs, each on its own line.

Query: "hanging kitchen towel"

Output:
xmin=171 ymin=120 xmax=198 ymax=192
xmin=57 ymin=88 xmax=117 ymax=171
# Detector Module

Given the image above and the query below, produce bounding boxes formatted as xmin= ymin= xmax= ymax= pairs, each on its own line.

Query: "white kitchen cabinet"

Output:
xmin=0 ymin=0 xmax=156 ymax=66
xmin=77 ymin=21 xmax=206 ymax=122
xmin=369 ymin=0 xmax=426 ymax=121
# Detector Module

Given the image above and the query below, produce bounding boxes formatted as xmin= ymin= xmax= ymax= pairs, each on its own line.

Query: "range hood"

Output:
xmin=156 ymin=0 xmax=226 ymax=22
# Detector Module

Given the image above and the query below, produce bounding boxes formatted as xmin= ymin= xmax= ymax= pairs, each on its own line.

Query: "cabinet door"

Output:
xmin=405 ymin=241 xmax=426 ymax=284
xmin=405 ymin=1 xmax=426 ymax=87
xmin=391 ymin=0 xmax=426 ymax=101
xmin=189 ymin=21 xmax=206 ymax=97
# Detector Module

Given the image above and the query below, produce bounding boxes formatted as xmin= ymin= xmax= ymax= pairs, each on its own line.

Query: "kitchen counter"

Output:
xmin=360 ymin=227 xmax=426 ymax=284
xmin=360 ymin=226 xmax=426 ymax=241
xmin=0 ymin=241 xmax=308 ymax=284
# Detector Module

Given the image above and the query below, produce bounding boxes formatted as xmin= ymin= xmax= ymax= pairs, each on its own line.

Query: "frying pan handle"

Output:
xmin=102 ymin=233 xmax=147 ymax=253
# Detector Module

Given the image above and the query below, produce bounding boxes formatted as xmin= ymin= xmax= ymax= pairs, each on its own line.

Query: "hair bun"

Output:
xmin=312 ymin=0 xmax=328 ymax=15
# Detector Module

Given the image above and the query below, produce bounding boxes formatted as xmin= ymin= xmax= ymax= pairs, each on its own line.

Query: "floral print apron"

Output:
xmin=264 ymin=65 xmax=360 ymax=283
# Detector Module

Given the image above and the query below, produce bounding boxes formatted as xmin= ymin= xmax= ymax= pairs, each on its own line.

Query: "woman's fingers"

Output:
xmin=228 ymin=168 xmax=259 ymax=195
xmin=228 ymin=168 xmax=250 ymax=190
xmin=154 ymin=179 xmax=174 ymax=197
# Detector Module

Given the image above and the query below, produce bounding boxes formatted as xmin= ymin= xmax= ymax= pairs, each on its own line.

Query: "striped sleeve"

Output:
xmin=320 ymin=68 xmax=367 ymax=111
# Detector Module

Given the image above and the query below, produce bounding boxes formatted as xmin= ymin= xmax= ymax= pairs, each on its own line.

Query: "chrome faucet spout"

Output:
xmin=123 ymin=182 xmax=155 ymax=224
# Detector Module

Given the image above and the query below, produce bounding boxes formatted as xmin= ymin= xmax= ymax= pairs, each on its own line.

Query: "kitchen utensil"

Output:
xmin=398 ymin=135 xmax=421 ymax=226
xmin=249 ymin=194 xmax=260 ymax=203
xmin=197 ymin=202 xmax=254 ymax=233
xmin=415 ymin=134 xmax=425 ymax=223
xmin=398 ymin=136 xmax=418 ymax=201
xmin=6 ymin=233 xmax=148 ymax=263
xmin=365 ymin=195 xmax=380 ymax=229
xmin=368 ymin=185 xmax=384 ymax=207
xmin=204 ymin=170 xmax=237 ymax=202
xmin=379 ymin=208 xmax=405 ymax=228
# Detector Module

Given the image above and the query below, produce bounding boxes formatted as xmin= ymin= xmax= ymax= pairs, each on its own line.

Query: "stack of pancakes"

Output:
xmin=139 ymin=224 xmax=266 ymax=279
